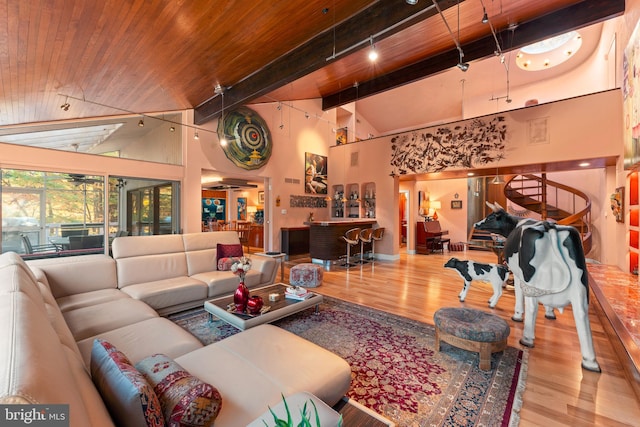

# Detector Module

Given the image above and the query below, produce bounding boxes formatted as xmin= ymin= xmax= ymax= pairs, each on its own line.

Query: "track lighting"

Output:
xmin=406 ymin=0 xmax=418 ymax=4
xmin=367 ymin=36 xmax=378 ymax=62
xmin=482 ymin=8 xmax=489 ymax=24
xmin=215 ymin=84 xmax=228 ymax=146
xmin=194 ymin=131 xmax=199 ymax=140
xmin=59 ymin=93 xmax=213 ymax=139
xmin=433 ymin=0 xmax=469 ymax=73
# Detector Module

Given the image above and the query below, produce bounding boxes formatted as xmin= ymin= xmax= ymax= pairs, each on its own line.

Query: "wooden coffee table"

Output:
xmin=204 ymin=283 xmax=323 ymax=330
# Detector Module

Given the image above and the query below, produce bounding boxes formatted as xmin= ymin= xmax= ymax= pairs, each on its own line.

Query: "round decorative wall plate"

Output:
xmin=217 ymin=106 xmax=272 ymax=170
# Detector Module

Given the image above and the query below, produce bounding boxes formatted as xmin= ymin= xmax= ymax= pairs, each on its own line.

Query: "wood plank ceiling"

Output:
xmin=0 ymin=0 xmax=625 ymax=129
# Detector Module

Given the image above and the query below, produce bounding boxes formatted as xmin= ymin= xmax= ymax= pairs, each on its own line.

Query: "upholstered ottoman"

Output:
xmin=433 ymin=307 xmax=510 ymax=370
xmin=289 ymin=263 xmax=323 ymax=287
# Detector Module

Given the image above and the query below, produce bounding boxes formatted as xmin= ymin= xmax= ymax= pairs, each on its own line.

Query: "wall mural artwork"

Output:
xmin=218 ymin=106 xmax=272 ymax=170
xmin=390 ymin=116 xmax=508 ymax=175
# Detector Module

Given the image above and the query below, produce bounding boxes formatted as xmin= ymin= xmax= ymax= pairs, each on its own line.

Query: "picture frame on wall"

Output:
xmin=258 ymin=191 xmax=265 ymax=204
xmin=611 ymin=187 xmax=624 ymax=223
xmin=336 ymin=127 xmax=347 ymax=145
xmin=237 ymin=197 xmax=247 ymax=220
xmin=305 ymin=152 xmax=328 ymax=194
xmin=451 ymin=200 xmax=463 ymax=209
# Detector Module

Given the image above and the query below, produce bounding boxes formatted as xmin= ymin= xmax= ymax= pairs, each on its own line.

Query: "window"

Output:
xmin=1 ymin=168 xmax=180 ymax=258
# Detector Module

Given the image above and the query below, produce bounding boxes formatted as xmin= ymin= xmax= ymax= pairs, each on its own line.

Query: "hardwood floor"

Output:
xmin=282 ymin=249 xmax=640 ymax=426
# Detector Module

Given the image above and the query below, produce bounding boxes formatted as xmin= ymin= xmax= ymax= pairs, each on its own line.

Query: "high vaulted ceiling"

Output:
xmin=0 ymin=0 xmax=625 ymax=131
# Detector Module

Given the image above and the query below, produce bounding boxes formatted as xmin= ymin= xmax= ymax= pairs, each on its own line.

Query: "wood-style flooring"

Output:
xmin=281 ymin=249 xmax=640 ymax=427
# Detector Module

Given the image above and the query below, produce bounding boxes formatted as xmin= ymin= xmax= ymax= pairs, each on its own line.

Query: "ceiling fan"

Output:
xmin=66 ymin=174 xmax=104 ymax=185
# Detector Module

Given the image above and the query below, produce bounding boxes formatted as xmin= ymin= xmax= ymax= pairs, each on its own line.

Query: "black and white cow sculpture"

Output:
xmin=474 ymin=201 xmax=600 ymax=372
xmin=444 ymin=257 xmax=508 ymax=308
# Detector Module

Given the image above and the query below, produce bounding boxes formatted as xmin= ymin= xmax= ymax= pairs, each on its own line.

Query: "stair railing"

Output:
xmin=504 ymin=174 xmax=592 ymax=253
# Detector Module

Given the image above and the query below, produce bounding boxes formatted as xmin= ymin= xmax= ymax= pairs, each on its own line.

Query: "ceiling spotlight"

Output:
xmin=138 ymin=119 xmax=144 ymax=127
xmin=60 ymin=96 xmax=70 ymax=111
xmin=457 ymin=62 xmax=469 ymax=72
xmin=406 ymin=0 xmax=418 ymax=4
xmin=169 ymin=126 xmax=175 ymax=132
xmin=194 ymin=131 xmax=199 ymax=140
xmin=368 ymin=36 xmax=378 ymax=62
xmin=456 ymin=49 xmax=469 ymax=71
xmin=482 ymin=8 xmax=488 ymax=24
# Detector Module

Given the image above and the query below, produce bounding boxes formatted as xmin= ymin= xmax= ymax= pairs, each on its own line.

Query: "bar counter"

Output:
xmin=307 ymin=219 xmax=376 ymax=264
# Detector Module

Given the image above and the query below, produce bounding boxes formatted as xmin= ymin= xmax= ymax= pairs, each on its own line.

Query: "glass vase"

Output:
xmin=234 ymin=281 xmax=250 ymax=312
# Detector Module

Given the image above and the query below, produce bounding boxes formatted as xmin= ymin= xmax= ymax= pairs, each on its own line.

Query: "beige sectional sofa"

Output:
xmin=0 ymin=231 xmax=352 ymax=427
xmin=111 ymin=231 xmax=279 ymax=315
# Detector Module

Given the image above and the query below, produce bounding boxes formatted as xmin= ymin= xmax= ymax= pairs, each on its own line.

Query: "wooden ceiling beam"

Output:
xmin=322 ymin=0 xmax=625 ymax=110
xmin=194 ymin=0 xmax=461 ymax=125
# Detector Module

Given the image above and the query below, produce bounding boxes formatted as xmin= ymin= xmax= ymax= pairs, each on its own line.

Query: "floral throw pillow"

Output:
xmin=136 ymin=354 xmax=222 ymax=427
xmin=216 ymin=243 xmax=243 ymax=270
xmin=217 ymin=257 xmax=238 ymax=271
xmin=90 ymin=339 xmax=165 ymax=427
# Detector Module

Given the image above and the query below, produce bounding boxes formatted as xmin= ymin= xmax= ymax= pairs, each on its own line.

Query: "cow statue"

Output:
xmin=444 ymin=257 xmax=509 ymax=308
xmin=474 ymin=201 xmax=600 ymax=372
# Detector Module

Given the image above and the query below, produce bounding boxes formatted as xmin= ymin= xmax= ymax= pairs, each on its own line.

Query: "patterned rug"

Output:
xmin=168 ymin=297 xmax=527 ymax=427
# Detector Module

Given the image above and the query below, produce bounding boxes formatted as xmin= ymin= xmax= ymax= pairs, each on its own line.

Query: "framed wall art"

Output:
xmin=611 ymin=187 xmax=624 ymax=223
xmin=237 ymin=197 xmax=247 ymax=220
xmin=258 ymin=191 xmax=265 ymax=205
xmin=451 ymin=200 xmax=463 ymax=209
xmin=336 ymin=128 xmax=347 ymax=145
xmin=305 ymin=152 xmax=328 ymax=194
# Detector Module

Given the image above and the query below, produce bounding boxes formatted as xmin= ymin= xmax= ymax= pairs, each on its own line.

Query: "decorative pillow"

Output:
xmin=136 ymin=354 xmax=222 ymax=427
xmin=90 ymin=339 xmax=165 ymax=427
xmin=217 ymin=256 xmax=238 ymax=271
xmin=216 ymin=243 xmax=243 ymax=270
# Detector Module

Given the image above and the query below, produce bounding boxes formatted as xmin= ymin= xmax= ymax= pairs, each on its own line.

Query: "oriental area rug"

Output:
xmin=169 ymin=297 xmax=527 ymax=427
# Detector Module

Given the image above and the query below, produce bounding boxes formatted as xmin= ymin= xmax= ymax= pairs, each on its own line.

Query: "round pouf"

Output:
xmin=433 ymin=307 xmax=510 ymax=370
xmin=289 ymin=263 xmax=323 ymax=288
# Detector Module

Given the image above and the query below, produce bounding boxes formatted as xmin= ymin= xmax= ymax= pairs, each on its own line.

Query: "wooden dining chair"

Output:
xmin=236 ymin=222 xmax=251 ymax=253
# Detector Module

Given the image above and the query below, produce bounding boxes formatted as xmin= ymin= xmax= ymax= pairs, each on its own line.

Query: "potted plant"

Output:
xmin=250 ymin=393 xmax=343 ymax=427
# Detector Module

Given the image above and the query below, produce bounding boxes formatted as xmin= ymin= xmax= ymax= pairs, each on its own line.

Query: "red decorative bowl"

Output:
xmin=247 ymin=296 xmax=264 ymax=314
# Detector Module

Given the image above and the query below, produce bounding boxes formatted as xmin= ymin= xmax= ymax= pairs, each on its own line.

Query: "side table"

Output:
xmin=254 ymin=251 xmax=286 ymax=282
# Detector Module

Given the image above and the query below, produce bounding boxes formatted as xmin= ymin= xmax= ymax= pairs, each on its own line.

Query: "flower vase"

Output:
xmin=234 ymin=281 xmax=250 ymax=312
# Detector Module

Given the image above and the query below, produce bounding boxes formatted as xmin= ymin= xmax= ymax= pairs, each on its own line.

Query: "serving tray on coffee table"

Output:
xmin=204 ymin=283 xmax=322 ymax=330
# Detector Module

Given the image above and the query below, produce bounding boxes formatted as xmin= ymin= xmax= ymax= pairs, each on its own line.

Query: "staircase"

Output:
xmin=504 ymin=174 xmax=593 ymax=254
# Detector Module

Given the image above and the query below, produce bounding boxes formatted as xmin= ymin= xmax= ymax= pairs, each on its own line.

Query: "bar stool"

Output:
xmin=340 ymin=228 xmax=361 ymax=267
xmin=370 ymin=227 xmax=385 ymax=261
xmin=357 ymin=228 xmax=373 ymax=264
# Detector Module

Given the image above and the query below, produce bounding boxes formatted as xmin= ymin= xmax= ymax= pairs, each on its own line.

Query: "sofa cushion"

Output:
xmin=0 ymin=252 xmax=45 ymax=310
xmin=175 ymin=324 xmax=351 ymax=426
xmin=77 ymin=317 xmax=203 ymax=368
xmin=63 ymin=298 xmax=159 ymax=341
xmin=27 ymin=254 xmax=118 ymax=299
xmin=191 ymin=270 xmax=263 ymax=299
xmin=216 ymin=244 xmax=243 ymax=270
xmin=56 ymin=288 xmax=132 ymax=312
xmin=0 ymin=293 xmax=94 ymax=426
xmin=119 ymin=277 xmax=208 ymax=310
xmin=136 ymin=354 xmax=222 ymax=426
xmin=183 ymin=232 xmax=242 ymax=276
xmin=91 ymin=340 xmax=165 ymax=427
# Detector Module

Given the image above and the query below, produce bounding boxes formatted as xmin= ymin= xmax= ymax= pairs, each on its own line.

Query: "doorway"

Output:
xmin=399 ymin=190 xmax=409 ymax=247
